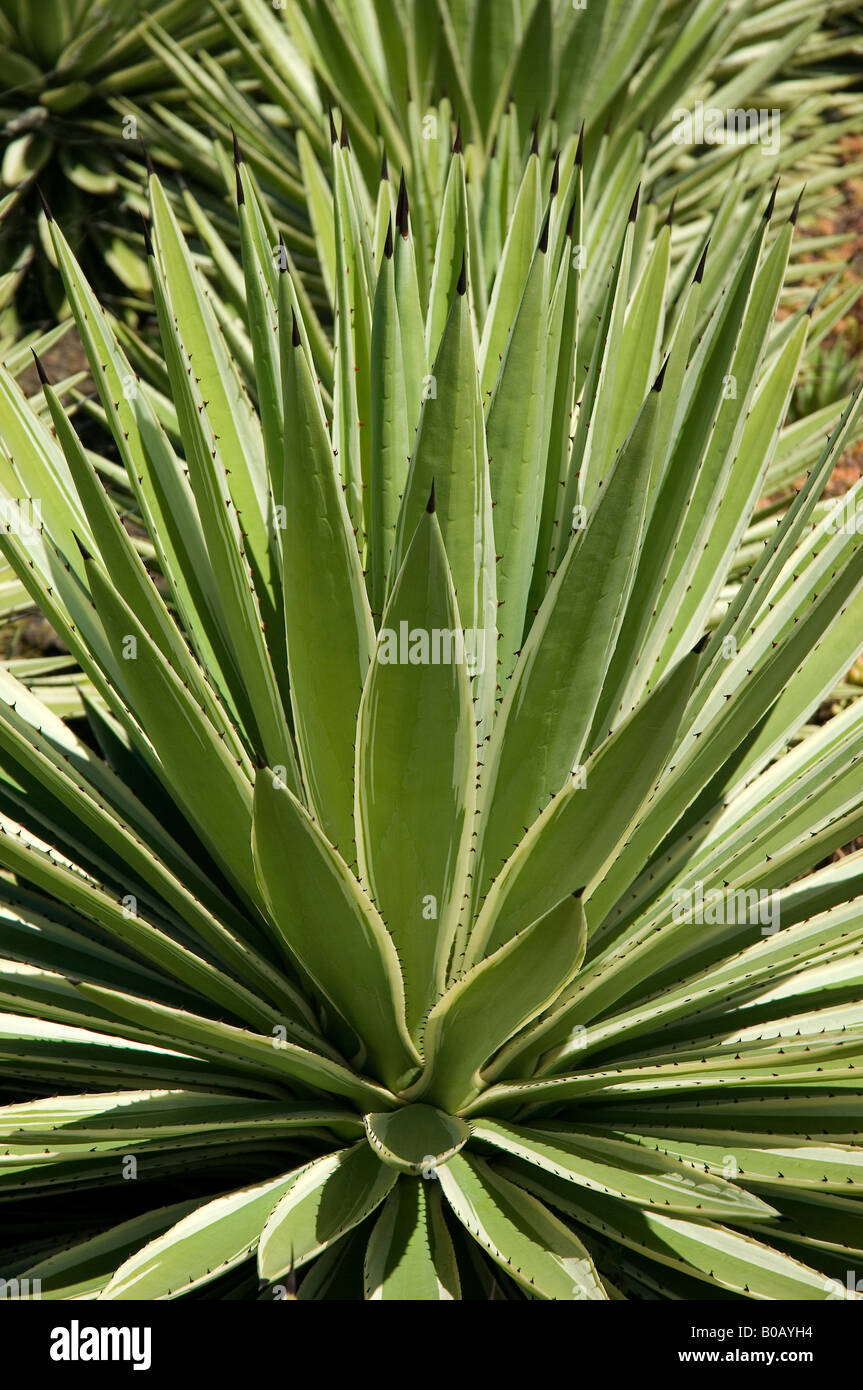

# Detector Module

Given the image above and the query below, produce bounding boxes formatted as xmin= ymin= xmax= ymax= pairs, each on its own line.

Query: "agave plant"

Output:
xmin=128 ymin=2 xmax=863 ymax=471
xmin=1 ymin=130 xmax=863 ymax=1301
xmin=142 ymin=0 xmax=863 ymax=299
xmin=0 ymin=0 xmax=239 ymax=324
xmin=792 ymin=322 xmax=863 ymax=419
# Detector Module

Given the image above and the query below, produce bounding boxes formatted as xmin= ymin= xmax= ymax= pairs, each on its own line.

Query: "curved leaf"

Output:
xmin=252 ymin=768 xmax=421 ymax=1092
xmin=258 ymin=1143 xmax=397 ymax=1280
xmin=100 ymin=1171 xmax=300 ymax=1299
xmin=363 ymin=1104 xmax=471 ymax=1174
xmin=364 ymin=1179 xmax=460 ymax=1299
xmin=417 ymin=894 xmax=586 ymax=1112
xmin=438 ymin=1152 xmax=607 ymax=1300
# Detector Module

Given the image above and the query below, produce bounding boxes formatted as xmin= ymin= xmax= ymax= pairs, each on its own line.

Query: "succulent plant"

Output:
xmin=793 ymin=322 xmax=863 ymax=420
xmin=143 ymin=0 xmax=863 ymax=302
xmin=0 ymin=0 xmax=239 ymax=325
xmin=0 ymin=130 xmax=863 ymax=1302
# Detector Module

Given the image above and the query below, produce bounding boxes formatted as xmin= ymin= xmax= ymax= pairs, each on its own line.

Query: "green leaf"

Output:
xmin=145 ymin=185 xmax=301 ymax=779
xmin=587 ymin=272 xmax=704 ymax=738
xmin=1 ymin=132 xmax=51 ymax=186
xmin=147 ymin=174 xmax=276 ymax=640
xmin=609 ymin=221 xmax=670 ymax=453
xmin=480 ymin=376 xmax=660 ymax=898
xmin=560 ymin=198 xmax=638 ymax=523
xmin=392 ymin=179 xmax=428 ymax=435
xmin=0 ymin=830 xmax=277 ymax=1033
xmin=584 ymin=507 xmax=863 ymax=980
xmin=610 ymin=1128 xmax=863 ymax=1195
xmin=236 ymin=161 xmax=284 ymax=514
xmin=0 ymin=1090 xmax=360 ymax=1144
xmin=644 ymin=221 xmax=794 ymax=686
xmin=509 ymin=0 xmax=554 ymax=133
xmin=369 ymin=232 xmax=411 ymax=617
xmin=258 ymin=1143 xmax=397 ymax=1280
xmin=468 ymin=658 xmax=699 ymax=1034
xmin=472 ymin=1120 xmax=777 ymax=1221
xmin=21 ymin=1199 xmax=202 ymax=1300
xmin=78 ymin=550 xmax=259 ymax=903
xmin=46 ymin=218 xmax=242 ymax=718
xmin=364 ymin=1179 xmax=460 ymax=1299
xmin=486 ymin=219 xmax=549 ymax=681
xmin=0 ymin=1014 xmax=270 ymax=1097
xmin=512 ymin=1167 xmax=847 ymax=1301
xmin=0 ymin=669 xmax=294 ymax=1016
xmin=479 ymin=150 xmax=542 ymax=399
xmin=389 ymin=277 xmax=497 ymax=736
xmin=425 ymin=149 xmax=469 ymax=363
xmin=528 ymin=178 xmax=582 ymax=621
xmin=100 ymin=1171 xmax=300 ymax=1299
xmin=363 ymin=1105 xmax=471 ymax=1174
xmin=433 ymin=0 xmax=482 ymax=155
xmin=438 ymin=1152 xmax=607 ymax=1300
xmin=356 ymin=505 xmax=475 ymax=1037
xmin=297 ymin=130 xmax=337 ymax=306
xmin=252 ymin=768 xmax=421 ymax=1092
xmin=280 ymin=301 xmax=375 ymax=859
xmin=332 ymin=140 xmax=374 ymax=541
xmin=39 ymin=376 xmax=238 ymax=752
xmin=73 ymin=983 xmax=395 ymax=1112
xmin=417 ymin=894 xmax=586 ymax=1112
xmin=468 ymin=0 xmax=516 ymax=134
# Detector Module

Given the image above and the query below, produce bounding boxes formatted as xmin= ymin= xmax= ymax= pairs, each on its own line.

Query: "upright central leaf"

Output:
xmin=388 ymin=276 xmax=497 ymax=738
xmin=425 ymin=144 xmax=469 ymax=362
xmin=332 ymin=139 xmax=374 ymax=545
xmin=485 ymin=217 xmax=550 ymax=683
xmin=356 ymin=502 xmax=476 ymax=1039
xmin=281 ymin=307 xmax=376 ymax=862
xmin=369 ymin=225 xmax=411 ymax=618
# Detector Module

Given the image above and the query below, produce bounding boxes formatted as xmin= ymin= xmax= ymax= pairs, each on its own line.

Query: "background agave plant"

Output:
xmin=7 ymin=111 xmax=863 ymax=773
xmin=115 ymin=0 xmax=863 ymax=536
xmin=4 ymin=0 xmax=862 ymax=336
xmin=1 ymin=126 xmax=863 ymax=1300
xmin=101 ymin=112 xmax=863 ymax=497
xmin=140 ymin=0 xmax=863 ymax=305
xmin=0 ymin=0 xmax=240 ymax=326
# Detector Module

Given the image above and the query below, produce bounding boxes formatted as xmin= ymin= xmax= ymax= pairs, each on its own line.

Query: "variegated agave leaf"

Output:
xmin=0 ymin=136 xmax=861 ymax=1302
xmin=147 ymin=0 xmax=863 ymax=320
xmin=0 ymin=0 xmax=241 ymax=325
